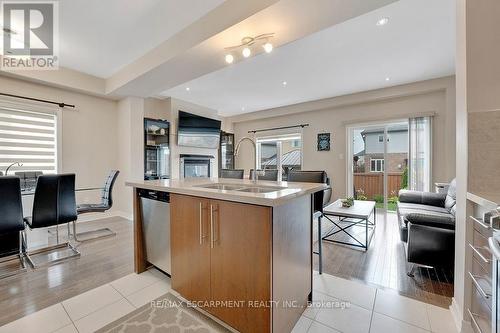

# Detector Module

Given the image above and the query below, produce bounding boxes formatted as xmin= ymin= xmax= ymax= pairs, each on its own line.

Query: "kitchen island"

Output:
xmin=126 ymin=178 xmax=326 ymax=333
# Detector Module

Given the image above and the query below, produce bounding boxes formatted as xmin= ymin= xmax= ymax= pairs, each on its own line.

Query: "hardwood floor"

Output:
xmin=313 ymin=210 xmax=454 ymax=308
xmin=1 ymin=211 xmax=453 ymax=327
xmin=0 ymin=217 xmax=134 ymax=327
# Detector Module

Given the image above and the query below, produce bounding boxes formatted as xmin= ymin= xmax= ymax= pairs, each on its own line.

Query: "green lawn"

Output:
xmin=375 ymin=202 xmax=397 ymax=212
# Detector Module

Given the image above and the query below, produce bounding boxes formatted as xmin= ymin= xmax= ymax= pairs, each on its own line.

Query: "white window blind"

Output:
xmin=0 ymin=107 xmax=58 ymax=174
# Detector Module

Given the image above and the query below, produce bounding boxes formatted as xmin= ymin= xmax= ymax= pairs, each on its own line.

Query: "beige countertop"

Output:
xmin=125 ymin=178 xmax=327 ymax=207
xmin=467 ymin=191 xmax=500 ymax=209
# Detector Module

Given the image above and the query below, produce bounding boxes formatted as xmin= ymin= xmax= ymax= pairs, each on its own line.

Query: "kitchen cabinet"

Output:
xmin=129 ymin=179 xmax=322 ymax=333
xmin=171 ymin=194 xmax=272 ymax=332
xmin=170 ymin=195 xmax=211 ymax=302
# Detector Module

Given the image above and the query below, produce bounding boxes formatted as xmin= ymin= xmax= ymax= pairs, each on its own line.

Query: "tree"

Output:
xmin=401 ymin=166 xmax=408 ymax=189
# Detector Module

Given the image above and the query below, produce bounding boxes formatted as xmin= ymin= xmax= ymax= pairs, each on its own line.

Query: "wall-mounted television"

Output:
xmin=177 ymin=111 xmax=221 ymax=149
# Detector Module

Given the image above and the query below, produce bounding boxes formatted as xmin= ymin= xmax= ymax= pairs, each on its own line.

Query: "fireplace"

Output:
xmin=180 ymin=154 xmax=215 ymax=179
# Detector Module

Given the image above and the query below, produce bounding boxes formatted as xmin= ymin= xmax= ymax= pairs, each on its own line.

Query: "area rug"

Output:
xmin=96 ymin=292 xmax=231 ymax=333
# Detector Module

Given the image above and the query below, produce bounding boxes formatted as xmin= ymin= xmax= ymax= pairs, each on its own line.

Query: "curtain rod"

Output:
xmin=248 ymin=124 xmax=309 ymax=134
xmin=0 ymin=92 xmax=75 ymax=108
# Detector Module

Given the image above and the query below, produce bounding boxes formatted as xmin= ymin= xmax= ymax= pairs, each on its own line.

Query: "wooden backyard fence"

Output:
xmin=353 ymin=172 xmax=403 ymax=199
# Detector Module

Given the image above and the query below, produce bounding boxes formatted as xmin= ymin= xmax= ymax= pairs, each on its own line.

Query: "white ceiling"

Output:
xmin=58 ymin=0 xmax=225 ymax=78
xmin=160 ymin=0 xmax=456 ymax=117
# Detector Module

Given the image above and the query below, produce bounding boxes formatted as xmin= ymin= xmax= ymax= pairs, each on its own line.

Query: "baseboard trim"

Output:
xmin=76 ymin=210 xmax=133 ymax=223
xmin=450 ymin=297 xmax=473 ymax=333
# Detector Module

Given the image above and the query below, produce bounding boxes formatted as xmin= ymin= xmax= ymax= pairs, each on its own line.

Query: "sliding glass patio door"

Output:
xmin=348 ymin=121 xmax=410 ymax=211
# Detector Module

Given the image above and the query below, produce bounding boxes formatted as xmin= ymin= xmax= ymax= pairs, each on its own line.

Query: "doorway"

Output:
xmin=347 ymin=121 xmax=410 ymax=211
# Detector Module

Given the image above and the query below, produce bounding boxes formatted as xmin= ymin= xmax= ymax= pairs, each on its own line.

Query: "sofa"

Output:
xmin=397 ymin=179 xmax=456 ymax=274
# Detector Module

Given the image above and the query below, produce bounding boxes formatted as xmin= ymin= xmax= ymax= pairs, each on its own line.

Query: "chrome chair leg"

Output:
xmin=407 ymin=264 xmax=417 ymax=277
xmin=0 ymin=231 xmax=28 ymax=279
xmin=23 ymin=223 xmax=80 ymax=269
xmin=21 ymin=229 xmax=35 ymax=269
xmin=71 ymin=220 xmax=116 ymax=242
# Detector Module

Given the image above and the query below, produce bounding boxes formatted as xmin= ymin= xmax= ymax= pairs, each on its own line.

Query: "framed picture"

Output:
xmin=317 ymin=133 xmax=330 ymax=151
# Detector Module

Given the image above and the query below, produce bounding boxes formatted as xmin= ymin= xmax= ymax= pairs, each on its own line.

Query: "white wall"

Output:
xmin=453 ymin=1 xmax=500 ymax=331
xmin=115 ymin=97 xmax=145 ymax=217
xmin=229 ymin=77 xmax=456 ymax=201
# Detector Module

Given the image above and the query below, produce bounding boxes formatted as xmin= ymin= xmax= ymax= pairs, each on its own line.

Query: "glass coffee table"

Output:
xmin=321 ymin=199 xmax=376 ymax=251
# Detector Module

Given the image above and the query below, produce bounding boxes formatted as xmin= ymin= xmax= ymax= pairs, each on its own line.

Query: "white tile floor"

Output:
xmin=0 ymin=269 xmax=457 ymax=333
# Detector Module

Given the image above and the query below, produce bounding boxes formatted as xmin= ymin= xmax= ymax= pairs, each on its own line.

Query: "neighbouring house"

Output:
xmin=354 ymin=125 xmax=408 ymax=173
xmin=353 ymin=125 xmax=408 ymax=200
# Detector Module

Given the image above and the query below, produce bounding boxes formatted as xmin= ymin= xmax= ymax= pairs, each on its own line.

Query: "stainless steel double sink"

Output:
xmin=195 ymin=183 xmax=285 ymax=194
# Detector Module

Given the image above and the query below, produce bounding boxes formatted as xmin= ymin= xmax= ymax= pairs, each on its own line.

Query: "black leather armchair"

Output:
xmin=397 ymin=179 xmax=456 ymax=275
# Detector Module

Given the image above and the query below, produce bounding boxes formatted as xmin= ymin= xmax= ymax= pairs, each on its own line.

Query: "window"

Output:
xmin=378 ymin=135 xmax=383 ymax=142
xmin=256 ymin=134 xmax=302 ymax=181
xmin=0 ymin=107 xmax=58 ymax=189
xmin=370 ymin=159 xmax=384 ymax=172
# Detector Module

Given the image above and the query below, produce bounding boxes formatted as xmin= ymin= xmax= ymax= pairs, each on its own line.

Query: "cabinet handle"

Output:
xmin=470 ymin=216 xmax=490 ymax=229
xmin=199 ymin=202 xmax=203 ymax=245
xmin=468 ymin=272 xmax=492 ymax=299
xmin=210 ymin=204 xmax=214 ymax=249
xmin=469 ymin=243 xmax=492 ymax=263
xmin=467 ymin=309 xmax=484 ymax=333
xmin=213 ymin=205 xmax=219 ymax=245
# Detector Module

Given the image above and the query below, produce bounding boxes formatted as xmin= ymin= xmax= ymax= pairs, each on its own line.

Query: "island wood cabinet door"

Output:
xmin=209 ymin=199 xmax=272 ymax=333
xmin=170 ymin=194 xmax=272 ymax=333
xmin=170 ymin=194 xmax=211 ymax=302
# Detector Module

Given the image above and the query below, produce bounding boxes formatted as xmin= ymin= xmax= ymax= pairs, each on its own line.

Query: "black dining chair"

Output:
xmin=23 ymin=174 xmax=80 ymax=268
xmin=72 ymin=170 xmax=120 ymax=242
xmin=220 ymin=169 xmax=244 ymax=179
xmin=15 ymin=171 xmax=42 ymax=191
xmin=0 ymin=177 xmax=27 ymax=278
xmin=287 ymin=170 xmax=332 ymax=274
xmin=249 ymin=169 xmax=279 ymax=181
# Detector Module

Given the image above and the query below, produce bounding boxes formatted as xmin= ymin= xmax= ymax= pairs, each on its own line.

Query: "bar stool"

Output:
xmin=0 ymin=176 xmax=27 ymax=278
xmin=73 ymin=170 xmax=119 ymax=242
xmin=249 ymin=169 xmax=279 ymax=181
xmin=220 ymin=169 xmax=244 ymax=179
xmin=23 ymin=174 xmax=80 ymax=268
xmin=288 ymin=171 xmax=332 ymax=274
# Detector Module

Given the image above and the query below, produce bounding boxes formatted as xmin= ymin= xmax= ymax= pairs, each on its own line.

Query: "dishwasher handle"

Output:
xmin=137 ymin=189 xmax=170 ymax=203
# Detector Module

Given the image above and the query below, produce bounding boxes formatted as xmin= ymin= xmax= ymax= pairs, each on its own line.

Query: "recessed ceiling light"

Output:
xmin=225 ymin=54 xmax=234 ymax=64
xmin=376 ymin=17 xmax=389 ymax=26
xmin=263 ymin=42 xmax=273 ymax=53
xmin=282 ymin=81 xmax=287 ymax=86
xmin=242 ymin=47 xmax=251 ymax=58
xmin=385 ymin=77 xmax=390 ymax=81
xmin=185 ymin=87 xmax=190 ymax=91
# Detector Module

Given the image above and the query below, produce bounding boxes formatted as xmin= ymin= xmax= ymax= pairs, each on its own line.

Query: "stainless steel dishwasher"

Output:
xmin=138 ymin=189 xmax=171 ymax=275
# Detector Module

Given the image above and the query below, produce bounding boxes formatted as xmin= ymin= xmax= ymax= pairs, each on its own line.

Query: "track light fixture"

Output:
xmin=224 ymin=33 xmax=274 ymax=64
